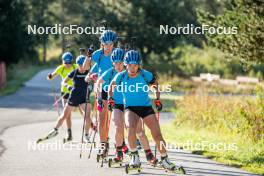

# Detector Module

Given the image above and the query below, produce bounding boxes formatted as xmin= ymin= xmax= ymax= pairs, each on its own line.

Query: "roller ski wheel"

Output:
xmin=125 ymin=164 xmax=141 ymax=174
xmin=62 ymin=136 xmax=72 ymax=144
xmin=164 ymin=165 xmax=186 ymax=174
xmin=108 ymin=156 xmax=123 ymax=167
xmin=36 ymin=138 xmax=45 ymax=143
xmin=160 ymin=157 xmax=186 ymax=174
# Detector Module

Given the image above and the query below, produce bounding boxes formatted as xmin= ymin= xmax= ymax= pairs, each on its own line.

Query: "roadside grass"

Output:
xmin=146 ymin=86 xmax=264 ymax=175
xmin=0 ymin=62 xmax=51 ymax=96
xmin=153 ymin=123 xmax=264 ymax=175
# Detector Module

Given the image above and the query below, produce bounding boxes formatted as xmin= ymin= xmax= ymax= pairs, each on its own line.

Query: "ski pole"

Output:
xmin=80 ymin=83 xmax=91 ymax=159
xmin=88 ymin=94 xmax=98 ymax=159
xmin=46 ymin=93 xmax=66 ymax=113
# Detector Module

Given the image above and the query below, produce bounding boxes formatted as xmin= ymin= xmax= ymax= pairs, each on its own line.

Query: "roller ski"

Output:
xmin=125 ymin=151 xmax=142 ymax=174
xmin=108 ymin=146 xmax=124 ymax=167
xmin=158 ymin=156 xmax=186 ymax=174
xmin=96 ymin=143 xmax=109 ymax=167
xmin=108 ymin=154 xmax=123 ymax=167
xmin=36 ymin=129 xmax=58 ymax=143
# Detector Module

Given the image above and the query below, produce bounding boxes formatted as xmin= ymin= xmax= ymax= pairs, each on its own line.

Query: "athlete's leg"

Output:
xmin=55 ymin=103 xmax=73 ymax=129
xmin=98 ymin=100 xmax=108 ymax=142
xmin=112 ymin=109 xmax=125 ymax=147
xmin=143 ymin=114 xmax=167 ymax=155
xmin=112 ymin=108 xmax=125 ymax=161
xmin=79 ymin=103 xmax=92 ymax=134
xmin=62 ymin=98 xmax=72 ymax=129
xmin=136 ymin=119 xmax=151 ymax=150
xmin=124 ymin=110 xmax=140 ymax=150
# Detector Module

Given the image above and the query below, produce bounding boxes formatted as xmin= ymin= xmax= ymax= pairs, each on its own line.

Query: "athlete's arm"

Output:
xmin=47 ymin=71 xmax=58 ymax=80
xmin=108 ymin=80 xmax=116 ymax=99
xmin=83 ymin=56 xmax=91 ymax=70
xmin=62 ymin=77 xmax=70 ymax=88
xmin=83 ymin=46 xmax=94 ymax=70
xmin=151 ymin=80 xmax=160 ymax=100
xmin=96 ymin=78 xmax=105 ymax=99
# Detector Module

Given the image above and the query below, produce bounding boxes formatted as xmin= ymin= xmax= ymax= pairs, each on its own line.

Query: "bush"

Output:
xmin=175 ymin=85 xmax=264 ymax=142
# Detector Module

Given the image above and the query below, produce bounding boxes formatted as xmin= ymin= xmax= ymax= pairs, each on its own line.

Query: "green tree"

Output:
xmin=0 ymin=0 xmax=36 ymax=64
xmin=198 ymin=0 xmax=264 ymax=65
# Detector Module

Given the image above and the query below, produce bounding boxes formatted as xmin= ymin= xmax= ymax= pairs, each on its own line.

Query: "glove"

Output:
xmin=107 ymin=97 xmax=115 ymax=111
xmin=89 ymin=73 xmax=98 ymax=82
xmin=154 ymin=98 xmax=162 ymax=112
xmin=97 ymin=98 xmax=104 ymax=112
xmin=47 ymin=73 xmax=52 ymax=80
xmin=87 ymin=45 xmax=94 ymax=57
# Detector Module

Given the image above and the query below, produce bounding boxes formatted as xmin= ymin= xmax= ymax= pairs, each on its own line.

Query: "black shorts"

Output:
xmin=114 ymin=104 xmax=124 ymax=112
xmin=61 ymin=92 xmax=70 ymax=99
xmin=68 ymin=89 xmax=89 ymax=107
xmin=125 ymin=106 xmax=155 ymax=119
xmin=102 ymin=89 xmax=108 ymax=101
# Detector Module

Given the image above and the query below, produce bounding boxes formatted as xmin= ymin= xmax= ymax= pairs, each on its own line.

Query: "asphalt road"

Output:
xmin=0 ymin=69 xmax=259 ymax=176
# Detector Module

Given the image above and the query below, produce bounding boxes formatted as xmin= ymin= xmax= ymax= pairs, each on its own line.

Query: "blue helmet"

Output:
xmin=111 ymin=49 xmax=125 ymax=63
xmin=100 ymin=30 xmax=117 ymax=44
xmin=124 ymin=50 xmax=141 ymax=65
xmin=76 ymin=55 xmax=86 ymax=65
xmin=62 ymin=52 xmax=73 ymax=63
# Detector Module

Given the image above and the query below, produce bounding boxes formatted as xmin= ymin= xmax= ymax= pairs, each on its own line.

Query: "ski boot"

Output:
xmin=160 ymin=156 xmax=186 ymax=174
xmin=96 ymin=142 xmax=109 ymax=167
xmin=125 ymin=151 xmax=142 ymax=174
xmin=108 ymin=147 xmax=123 ymax=167
xmin=145 ymin=149 xmax=158 ymax=166
xmin=63 ymin=129 xmax=72 ymax=143
xmin=122 ymin=145 xmax=129 ymax=155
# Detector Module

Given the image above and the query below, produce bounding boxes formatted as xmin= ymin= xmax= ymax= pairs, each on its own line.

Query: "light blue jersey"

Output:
xmin=92 ymin=49 xmax=115 ymax=76
xmin=90 ymin=63 xmax=98 ymax=74
xmin=100 ymin=68 xmax=123 ymax=104
xmin=112 ymin=69 xmax=154 ymax=107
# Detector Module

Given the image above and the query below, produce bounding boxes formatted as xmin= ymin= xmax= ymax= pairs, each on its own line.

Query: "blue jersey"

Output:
xmin=90 ymin=63 xmax=98 ymax=74
xmin=68 ymin=69 xmax=89 ymax=92
xmin=92 ymin=49 xmax=115 ymax=76
xmin=112 ymin=69 xmax=154 ymax=107
xmin=100 ymin=68 xmax=124 ymax=104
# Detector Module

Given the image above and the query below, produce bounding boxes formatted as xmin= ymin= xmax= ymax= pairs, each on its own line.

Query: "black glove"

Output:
xmin=67 ymin=86 xmax=73 ymax=91
xmin=47 ymin=73 xmax=52 ymax=80
xmin=107 ymin=97 xmax=115 ymax=111
xmin=87 ymin=45 xmax=94 ymax=57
